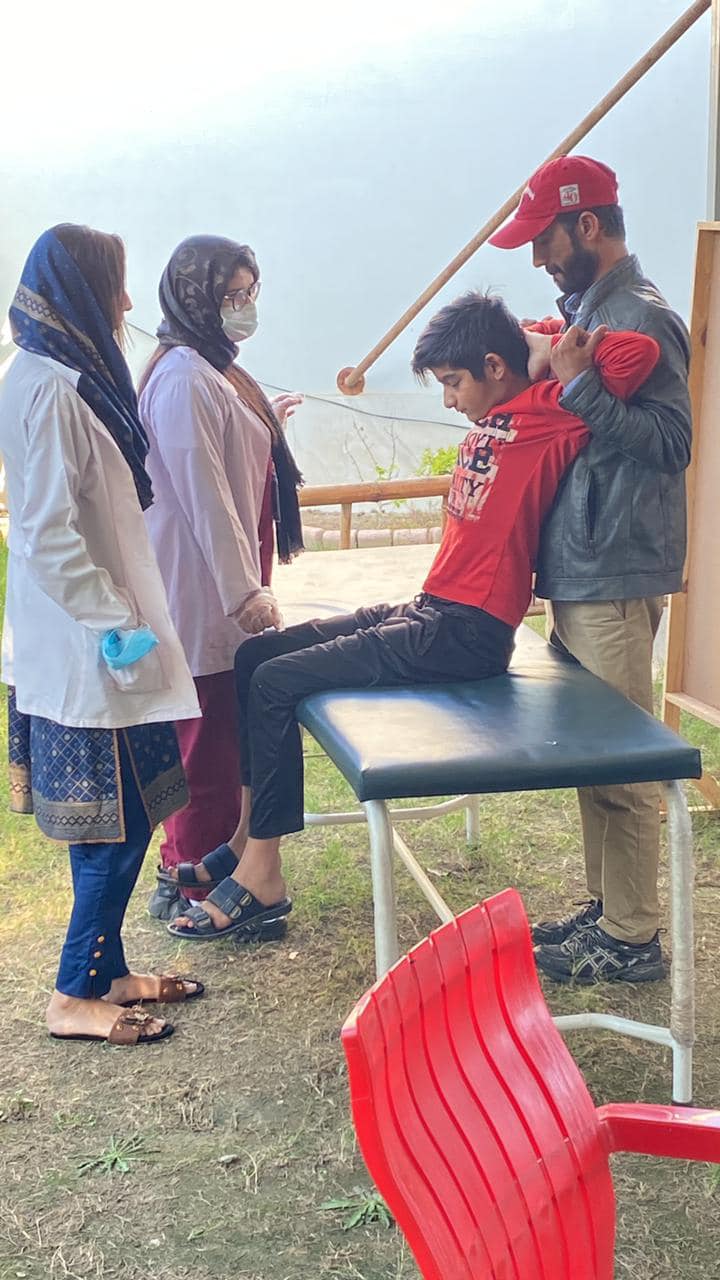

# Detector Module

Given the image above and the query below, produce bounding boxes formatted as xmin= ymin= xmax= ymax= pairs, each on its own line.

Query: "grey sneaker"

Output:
xmin=148 ymin=878 xmax=191 ymax=922
xmin=534 ymin=923 xmax=666 ymax=985
xmin=531 ymin=898 xmax=603 ymax=946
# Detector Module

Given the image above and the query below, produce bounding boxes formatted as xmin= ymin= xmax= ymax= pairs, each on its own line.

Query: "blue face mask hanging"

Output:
xmin=102 ymin=626 xmax=159 ymax=670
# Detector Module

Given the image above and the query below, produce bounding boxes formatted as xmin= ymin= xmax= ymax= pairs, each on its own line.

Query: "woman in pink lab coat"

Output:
xmin=139 ymin=235 xmax=303 ymax=921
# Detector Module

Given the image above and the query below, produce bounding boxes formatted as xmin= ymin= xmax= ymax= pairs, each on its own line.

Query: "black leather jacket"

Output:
xmin=535 ymin=255 xmax=691 ymax=601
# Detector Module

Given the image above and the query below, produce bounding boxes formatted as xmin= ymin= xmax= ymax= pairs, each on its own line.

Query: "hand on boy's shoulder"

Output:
xmin=550 ymin=324 xmax=609 ymax=387
xmin=524 ymin=329 xmax=554 ymax=383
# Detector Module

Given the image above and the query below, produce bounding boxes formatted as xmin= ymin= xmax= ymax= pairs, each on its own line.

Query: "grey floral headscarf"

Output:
xmin=156 ymin=234 xmax=304 ymax=562
xmin=157 ymin=235 xmax=256 ymax=371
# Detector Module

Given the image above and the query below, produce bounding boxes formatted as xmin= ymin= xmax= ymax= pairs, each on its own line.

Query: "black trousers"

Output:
xmin=234 ymin=596 xmax=515 ymax=839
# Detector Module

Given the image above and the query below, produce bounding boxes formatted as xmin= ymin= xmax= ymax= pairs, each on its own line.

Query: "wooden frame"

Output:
xmin=663 ymin=222 xmax=720 ymax=808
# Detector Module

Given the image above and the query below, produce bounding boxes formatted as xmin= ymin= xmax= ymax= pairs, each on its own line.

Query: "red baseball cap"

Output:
xmin=489 ymin=156 xmax=619 ymax=250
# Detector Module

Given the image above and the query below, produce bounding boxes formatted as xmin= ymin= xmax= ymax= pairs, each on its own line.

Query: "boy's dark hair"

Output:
xmin=411 ymin=291 xmax=529 ymax=382
xmin=554 ymin=203 xmax=626 ymax=240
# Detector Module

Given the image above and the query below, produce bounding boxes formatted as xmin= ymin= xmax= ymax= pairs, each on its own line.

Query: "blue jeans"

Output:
xmin=56 ymin=733 xmax=151 ymax=999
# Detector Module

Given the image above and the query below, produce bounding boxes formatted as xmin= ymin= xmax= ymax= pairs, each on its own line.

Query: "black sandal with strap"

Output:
xmin=167 ymin=877 xmax=292 ymax=943
xmin=156 ymin=842 xmax=240 ymax=895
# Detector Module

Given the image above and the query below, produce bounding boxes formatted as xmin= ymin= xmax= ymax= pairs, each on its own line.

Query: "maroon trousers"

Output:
xmin=160 ymin=465 xmax=275 ymax=883
xmin=160 ymin=670 xmax=243 ymax=878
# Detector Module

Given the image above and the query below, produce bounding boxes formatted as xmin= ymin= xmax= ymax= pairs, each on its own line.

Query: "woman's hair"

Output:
xmin=138 ymin=345 xmax=172 ymax=395
xmin=226 ymin=244 xmax=259 ymax=285
xmin=52 ymin=223 xmax=127 ymax=337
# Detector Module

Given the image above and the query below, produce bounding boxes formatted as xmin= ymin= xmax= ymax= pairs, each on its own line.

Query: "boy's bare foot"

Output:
xmin=166 ymin=831 xmax=247 ymax=885
xmin=168 ymin=861 xmax=212 ymax=884
xmin=173 ymin=874 xmax=287 ymax=932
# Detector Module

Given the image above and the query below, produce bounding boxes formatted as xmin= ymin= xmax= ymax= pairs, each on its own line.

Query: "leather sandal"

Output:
xmin=118 ymin=974 xmax=205 ymax=1007
xmin=156 ymin=843 xmax=240 ymax=895
xmin=167 ymin=876 xmax=292 ymax=942
xmin=50 ymin=1009 xmax=175 ymax=1046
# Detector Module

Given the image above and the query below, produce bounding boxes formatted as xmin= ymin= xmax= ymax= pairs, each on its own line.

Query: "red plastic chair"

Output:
xmin=341 ymin=889 xmax=720 ymax=1280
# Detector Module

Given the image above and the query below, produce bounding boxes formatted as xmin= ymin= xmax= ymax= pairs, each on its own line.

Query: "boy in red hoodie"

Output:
xmin=167 ymin=292 xmax=659 ymax=945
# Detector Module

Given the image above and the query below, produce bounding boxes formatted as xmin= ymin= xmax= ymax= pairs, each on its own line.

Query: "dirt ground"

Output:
xmin=1 ymin=538 xmax=720 ymax=1279
xmin=1 ymin=737 xmax=720 ymax=1279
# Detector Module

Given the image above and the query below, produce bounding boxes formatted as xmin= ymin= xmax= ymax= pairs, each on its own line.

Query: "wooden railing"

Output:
xmin=297 ymin=475 xmax=551 ymax=617
xmin=299 ymin=476 xmax=451 ymax=550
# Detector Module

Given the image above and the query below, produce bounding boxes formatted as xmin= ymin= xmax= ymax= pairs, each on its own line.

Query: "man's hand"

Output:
xmin=524 ymin=330 xmax=553 ymax=383
xmin=550 ymin=324 xmax=608 ymax=387
xmin=271 ymin=393 xmax=303 ymax=428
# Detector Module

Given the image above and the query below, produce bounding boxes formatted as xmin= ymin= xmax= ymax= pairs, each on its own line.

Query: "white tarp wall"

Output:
xmin=1 ymin=0 xmax=711 ymax=488
xmin=125 ymin=322 xmax=463 ymax=489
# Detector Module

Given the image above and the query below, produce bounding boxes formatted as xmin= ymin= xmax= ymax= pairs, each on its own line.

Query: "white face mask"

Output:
xmin=220 ymin=300 xmax=258 ymax=342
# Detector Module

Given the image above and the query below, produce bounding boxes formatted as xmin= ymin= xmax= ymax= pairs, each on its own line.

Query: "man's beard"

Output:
xmin=555 ymin=244 xmax=600 ymax=295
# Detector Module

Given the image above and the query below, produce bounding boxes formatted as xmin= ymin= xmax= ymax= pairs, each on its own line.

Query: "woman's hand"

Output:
xmin=271 ymin=393 xmax=303 ymax=428
xmin=235 ymin=589 xmax=284 ymax=634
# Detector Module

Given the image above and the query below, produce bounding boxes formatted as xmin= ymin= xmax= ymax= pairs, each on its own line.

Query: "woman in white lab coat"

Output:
xmin=1 ymin=224 xmax=202 ymax=1045
xmin=139 ymin=236 xmax=303 ymax=922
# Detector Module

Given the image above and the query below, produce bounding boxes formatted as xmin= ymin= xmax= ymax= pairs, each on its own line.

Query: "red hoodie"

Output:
xmin=423 ymin=331 xmax=660 ymax=628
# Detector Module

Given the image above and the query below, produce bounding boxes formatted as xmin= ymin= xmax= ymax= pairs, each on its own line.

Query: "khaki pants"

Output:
xmin=547 ymin=597 xmax=665 ymax=944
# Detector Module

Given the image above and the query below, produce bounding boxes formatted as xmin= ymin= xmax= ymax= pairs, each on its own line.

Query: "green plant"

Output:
xmin=374 ymin=462 xmax=404 ymax=506
xmin=374 ymin=463 xmax=398 ymax=482
xmin=76 ymin=1133 xmax=151 ymax=1176
xmin=320 ymin=1187 xmax=393 ymax=1231
xmin=419 ymin=444 xmax=457 ymax=476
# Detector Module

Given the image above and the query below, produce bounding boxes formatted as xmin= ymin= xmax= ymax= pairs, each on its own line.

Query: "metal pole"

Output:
xmin=664 ymin=780 xmax=695 ymax=1104
xmin=363 ymin=800 xmax=400 ymax=976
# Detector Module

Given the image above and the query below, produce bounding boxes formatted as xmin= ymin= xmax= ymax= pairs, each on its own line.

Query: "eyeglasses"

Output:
xmin=223 ymin=281 xmax=262 ymax=310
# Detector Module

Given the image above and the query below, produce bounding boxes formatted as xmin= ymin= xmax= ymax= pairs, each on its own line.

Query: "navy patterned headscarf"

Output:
xmin=9 ymin=227 xmax=153 ymax=511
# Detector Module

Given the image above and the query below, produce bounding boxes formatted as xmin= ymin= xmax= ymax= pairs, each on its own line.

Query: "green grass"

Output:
xmin=76 ymin=1133 xmax=153 ymax=1178
xmin=1 ymin=535 xmax=720 ymax=1278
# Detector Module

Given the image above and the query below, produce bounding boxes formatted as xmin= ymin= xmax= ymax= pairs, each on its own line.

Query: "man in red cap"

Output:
xmin=490 ymin=155 xmax=692 ymax=986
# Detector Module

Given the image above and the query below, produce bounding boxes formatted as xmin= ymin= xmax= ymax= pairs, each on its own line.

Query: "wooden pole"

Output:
xmin=709 ymin=0 xmax=720 ymax=217
xmin=340 ymin=502 xmax=353 ymax=549
xmin=299 ymin=476 xmax=451 ymax=507
xmin=663 ymin=223 xmax=720 ymax=811
xmin=338 ymin=0 xmax=711 ymax=394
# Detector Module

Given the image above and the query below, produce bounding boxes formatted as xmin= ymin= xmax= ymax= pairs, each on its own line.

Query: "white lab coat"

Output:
xmin=0 ymin=350 xmax=200 ymax=729
xmin=140 ymin=347 xmax=271 ymax=677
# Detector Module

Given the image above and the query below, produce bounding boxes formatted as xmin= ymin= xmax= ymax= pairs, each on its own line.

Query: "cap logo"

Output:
xmin=559 ymin=183 xmax=580 ymax=207
xmin=522 ymin=183 xmax=535 ymax=202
